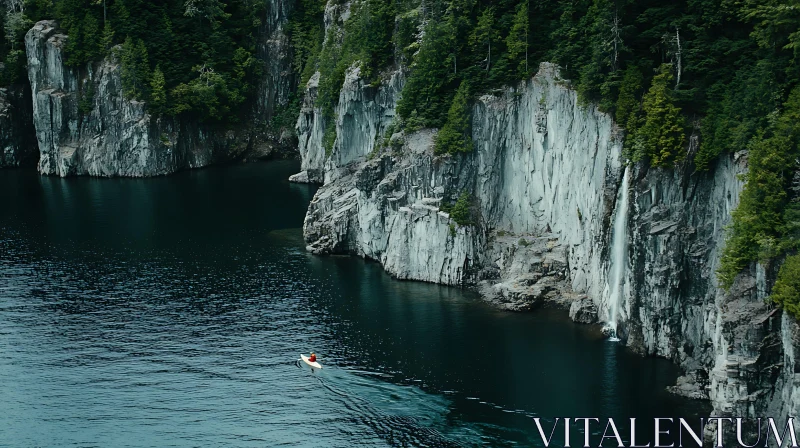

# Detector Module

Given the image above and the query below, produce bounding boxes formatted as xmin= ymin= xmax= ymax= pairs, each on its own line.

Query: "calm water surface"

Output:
xmin=0 ymin=161 xmax=707 ymax=447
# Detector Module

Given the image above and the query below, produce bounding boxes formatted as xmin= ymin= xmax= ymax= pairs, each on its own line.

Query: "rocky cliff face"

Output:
xmin=292 ymin=66 xmax=403 ymax=185
xmin=26 ymin=21 xmax=208 ymax=176
xmin=256 ymin=0 xmax=293 ymax=121
xmin=24 ymin=3 xmax=293 ymax=177
xmin=293 ymin=61 xmax=800 ymax=432
xmin=252 ymin=0 xmax=296 ymax=158
xmin=0 ymin=82 xmax=37 ymax=167
xmin=300 ymin=63 xmax=622 ymax=302
xmin=290 ymin=0 xmax=402 ymax=185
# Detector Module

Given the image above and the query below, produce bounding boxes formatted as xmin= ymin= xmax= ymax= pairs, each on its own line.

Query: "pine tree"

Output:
xmin=469 ymin=7 xmax=498 ymax=72
xmin=633 ymin=64 xmax=685 ymax=166
xmin=506 ymin=2 xmax=529 ymax=77
xmin=397 ymin=19 xmax=455 ymax=128
xmin=121 ymin=36 xmax=150 ymax=99
xmin=82 ymin=12 xmax=102 ymax=61
xmin=102 ymin=20 xmax=114 ymax=52
xmin=110 ymin=1 xmax=130 ymax=38
xmin=357 ymin=0 xmax=394 ymax=81
xmin=149 ymin=65 xmax=166 ymax=115
xmin=616 ymin=65 xmax=642 ymax=130
xmin=445 ymin=0 xmax=476 ymax=75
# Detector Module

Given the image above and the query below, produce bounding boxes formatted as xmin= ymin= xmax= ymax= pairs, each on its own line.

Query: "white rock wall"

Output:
xmin=296 ymin=60 xmax=800 ymax=428
xmin=293 ymin=65 xmax=402 ymax=184
xmin=471 ymin=64 xmax=623 ymax=315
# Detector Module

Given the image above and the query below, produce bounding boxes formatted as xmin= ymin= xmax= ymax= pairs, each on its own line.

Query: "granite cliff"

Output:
xmin=292 ymin=54 xmax=798 ymax=436
xmin=23 ymin=0 xmax=293 ymax=177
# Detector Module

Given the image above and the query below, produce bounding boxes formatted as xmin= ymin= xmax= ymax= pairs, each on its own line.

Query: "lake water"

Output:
xmin=0 ymin=161 xmax=707 ymax=447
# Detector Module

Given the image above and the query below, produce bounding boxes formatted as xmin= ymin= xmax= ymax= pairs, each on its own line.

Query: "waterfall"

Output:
xmin=606 ymin=166 xmax=630 ymax=341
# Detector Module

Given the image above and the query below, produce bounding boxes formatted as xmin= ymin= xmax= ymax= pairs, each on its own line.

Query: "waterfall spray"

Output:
xmin=606 ymin=166 xmax=630 ymax=341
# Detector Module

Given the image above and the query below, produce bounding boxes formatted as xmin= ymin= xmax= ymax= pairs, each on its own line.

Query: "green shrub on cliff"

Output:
xmin=451 ymin=192 xmax=474 ymax=226
xmin=718 ymin=86 xmax=800 ymax=294
xmin=323 ymin=120 xmax=336 ymax=156
xmin=78 ymin=82 xmax=94 ymax=115
xmin=771 ymin=255 xmax=800 ymax=317
xmin=441 ymin=192 xmax=474 ymax=227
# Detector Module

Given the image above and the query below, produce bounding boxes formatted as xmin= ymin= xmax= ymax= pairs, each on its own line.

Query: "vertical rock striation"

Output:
xmin=292 ymin=65 xmax=403 ymax=184
xmin=256 ymin=0 xmax=294 ymax=121
xmin=250 ymin=0 xmax=297 ymax=158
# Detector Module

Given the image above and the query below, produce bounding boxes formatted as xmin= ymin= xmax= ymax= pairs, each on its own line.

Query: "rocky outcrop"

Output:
xmin=0 ymin=83 xmax=37 ymax=167
xmin=303 ymin=128 xmax=484 ymax=285
xmin=24 ymin=11 xmax=293 ymax=177
xmin=290 ymin=1 xmax=402 ymax=185
xmin=292 ymin=65 xmax=403 ymax=184
xmin=569 ymin=297 xmax=599 ymax=324
xmin=301 ymin=63 xmax=620 ymax=300
xmin=294 ymin=60 xmax=800 ymax=433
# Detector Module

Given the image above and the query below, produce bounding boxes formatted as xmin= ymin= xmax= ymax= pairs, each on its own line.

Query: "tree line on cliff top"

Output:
xmin=289 ymin=0 xmax=799 ymax=312
xmin=1 ymin=0 xmax=799 ymax=313
xmin=2 ymin=0 xmax=265 ymax=121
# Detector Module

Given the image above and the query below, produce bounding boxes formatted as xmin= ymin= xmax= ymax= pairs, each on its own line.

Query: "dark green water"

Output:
xmin=0 ymin=161 xmax=707 ymax=447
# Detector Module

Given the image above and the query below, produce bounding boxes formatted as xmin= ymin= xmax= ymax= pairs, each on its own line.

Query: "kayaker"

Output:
xmin=309 ymin=353 xmax=316 ymax=363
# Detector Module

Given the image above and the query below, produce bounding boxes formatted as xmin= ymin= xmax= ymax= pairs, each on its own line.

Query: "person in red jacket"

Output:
xmin=309 ymin=353 xmax=316 ymax=363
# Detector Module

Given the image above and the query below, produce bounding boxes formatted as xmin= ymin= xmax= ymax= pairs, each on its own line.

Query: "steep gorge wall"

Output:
xmin=23 ymin=0 xmax=293 ymax=177
xmin=294 ymin=60 xmax=800 ymax=428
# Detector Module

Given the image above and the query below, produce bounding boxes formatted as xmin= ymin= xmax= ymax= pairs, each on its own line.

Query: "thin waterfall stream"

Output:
xmin=606 ymin=166 xmax=631 ymax=341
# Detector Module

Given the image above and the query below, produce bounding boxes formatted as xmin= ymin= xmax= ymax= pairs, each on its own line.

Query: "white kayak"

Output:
xmin=300 ymin=354 xmax=322 ymax=369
